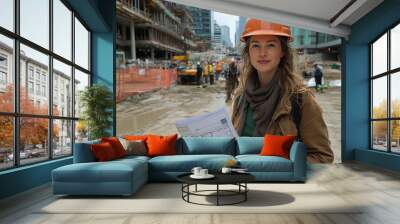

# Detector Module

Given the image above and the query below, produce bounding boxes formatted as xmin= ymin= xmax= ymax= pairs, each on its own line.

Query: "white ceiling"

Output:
xmin=167 ymin=0 xmax=384 ymax=38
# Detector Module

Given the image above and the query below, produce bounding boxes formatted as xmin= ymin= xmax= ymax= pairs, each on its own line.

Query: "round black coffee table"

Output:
xmin=177 ymin=173 xmax=255 ymax=206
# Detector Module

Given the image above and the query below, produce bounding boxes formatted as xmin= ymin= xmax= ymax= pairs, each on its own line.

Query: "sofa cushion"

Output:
xmin=178 ymin=137 xmax=235 ymax=155
xmin=101 ymin=137 xmax=127 ymax=158
xmin=236 ymin=155 xmax=293 ymax=172
xmin=119 ymin=138 xmax=147 ymax=156
xmin=260 ymin=135 xmax=296 ymax=159
xmin=91 ymin=142 xmax=118 ymax=161
xmin=52 ymin=159 xmax=147 ymax=183
xmin=236 ymin=137 xmax=263 ymax=155
xmin=147 ymin=134 xmax=178 ymax=157
xmin=148 ymin=154 xmax=235 ymax=172
xmin=115 ymin=155 xmax=150 ymax=163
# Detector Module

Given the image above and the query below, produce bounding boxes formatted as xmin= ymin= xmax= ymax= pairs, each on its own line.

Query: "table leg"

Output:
xmin=245 ymin=183 xmax=247 ymax=201
xmin=217 ymin=184 xmax=219 ymax=206
xmin=195 ymin=184 xmax=197 ymax=192
xmin=187 ymin=184 xmax=190 ymax=202
xmin=181 ymin=184 xmax=183 ymax=199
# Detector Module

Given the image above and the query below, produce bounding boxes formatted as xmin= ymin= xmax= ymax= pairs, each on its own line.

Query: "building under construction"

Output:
xmin=116 ymin=0 xmax=196 ymax=63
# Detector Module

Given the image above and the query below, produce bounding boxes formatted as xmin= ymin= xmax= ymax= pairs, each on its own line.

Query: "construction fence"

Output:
xmin=116 ymin=65 xmax=177 ymax=103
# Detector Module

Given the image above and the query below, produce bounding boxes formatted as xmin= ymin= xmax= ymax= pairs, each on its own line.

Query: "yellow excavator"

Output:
xmin=173 ymin=55 xmax=197 ymax=84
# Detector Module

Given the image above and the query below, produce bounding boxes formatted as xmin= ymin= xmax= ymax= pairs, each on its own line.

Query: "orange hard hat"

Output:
xmin=240 ymin=19 xmax=292 ymax=42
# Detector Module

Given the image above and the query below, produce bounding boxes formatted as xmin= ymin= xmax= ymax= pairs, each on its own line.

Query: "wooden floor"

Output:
xmin=1 ymin=162 xmax=400 ymax=224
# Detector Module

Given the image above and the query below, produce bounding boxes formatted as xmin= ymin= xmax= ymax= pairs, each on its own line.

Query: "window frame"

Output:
xmin=370 ymin=20 xmax=400 ymax=154
xmin=0 ymin=0 xmax=92 ymax=171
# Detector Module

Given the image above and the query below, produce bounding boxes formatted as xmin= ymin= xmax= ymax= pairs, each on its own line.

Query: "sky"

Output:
xmin=213 ymin=11 xmax=238 ymax=46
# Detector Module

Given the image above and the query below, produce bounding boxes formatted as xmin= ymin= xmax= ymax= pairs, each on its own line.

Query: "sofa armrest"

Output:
xmin=289 ymin=141 xmax=307 ymax=181
xmin=73 ymin=142 xmax=97 ymax=163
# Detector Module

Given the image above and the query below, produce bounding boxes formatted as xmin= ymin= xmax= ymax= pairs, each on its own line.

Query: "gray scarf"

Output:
xmin=245 ymin=71 xmax=281 ymax=136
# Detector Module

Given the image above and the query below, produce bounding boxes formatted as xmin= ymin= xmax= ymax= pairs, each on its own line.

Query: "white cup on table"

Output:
xmin=191 ymin=167 xmax=202 ymax=176
xmin=199 ymin=169 xmax=208 ymax=176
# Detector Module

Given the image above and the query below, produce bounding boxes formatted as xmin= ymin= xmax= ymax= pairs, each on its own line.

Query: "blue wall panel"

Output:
xmin=91 ymin=0 xmax=116 ymax=135
xmin=343 ymin=44 xmax=369 ymax=160
xmin=0 ymin=158 xmax=72 ymax=199
xmin=355 ymin=148 xmax=400 ymax=172
xmin=345 ymin=0 xmax=400 ymax=171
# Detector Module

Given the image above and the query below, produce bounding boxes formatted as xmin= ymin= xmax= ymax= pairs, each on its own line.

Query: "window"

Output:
xmin=0 ymin=0 xmax=14 ymax=32
xmin=42 ymin=85 xmax=46 ymax=97
xmin=29 ymin=67 xmax=34 ymax=80
xmin=75 ymin=17 xmax=89 ymax=70
xmin=53 ymin=0 xmax=72 ymax=60
xmin=0 ymin=53 xmax=8 ymax=89
xmin=28 ymin=81 xmax=34 ymax=94
xmin=53 ymin=59 xmax=72 ymax=117
xmin=0 ymin=0 xmax=91 ymax=170
xmin=20 ymin=0 xmax=49 ymax=49
xmin=0 ymin=71 xmax=6 ymax=85
xmin=370 ymin=23 xmax=400 ymax=154
xmin=74 ymin=69 xmax=89 ymax=119
xmin=53 ymin=119 xmax=72 ymax=158
xmin=35 ymin=70 xmax=41 ymax=81
xmin=0 ymin=55 xmax=7 ymax=67
xmin=0 ymin=116 xmax=13 ymax=170
xmin=36 ymin=83 xmax=40 ymax=95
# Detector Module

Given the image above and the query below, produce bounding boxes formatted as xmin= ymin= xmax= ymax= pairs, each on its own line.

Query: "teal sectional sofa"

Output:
xmin=52 ymin=137 xmax=307 ymax=196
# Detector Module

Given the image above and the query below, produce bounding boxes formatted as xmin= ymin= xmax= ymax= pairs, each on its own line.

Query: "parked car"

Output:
xmin=7 ymin=150 xmax=32 ymax=160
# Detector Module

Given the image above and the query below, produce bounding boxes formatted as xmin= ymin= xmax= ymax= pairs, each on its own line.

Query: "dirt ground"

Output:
xmin=117 ymin=79 xmax=341 ymax=163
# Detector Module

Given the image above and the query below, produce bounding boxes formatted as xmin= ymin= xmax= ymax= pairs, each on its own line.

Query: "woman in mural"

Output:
xmin=231 ymin=19 xmax=334 ymax=163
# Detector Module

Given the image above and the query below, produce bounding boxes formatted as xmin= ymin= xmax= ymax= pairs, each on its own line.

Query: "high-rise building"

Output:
xmin=187 ymin=6 xmax=212 ymax=51
xmin=235 ymin=16 xmax=247 ymax=48
xmin=220 ymin=25 xmax=232 ymax=48
xmin=212 ymin=20 xmax=223 ymax=50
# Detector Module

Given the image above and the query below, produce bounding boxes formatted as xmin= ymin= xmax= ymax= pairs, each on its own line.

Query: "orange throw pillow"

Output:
xmin=101 ymin=137 xmax=127 ymax=158
xmin=260 ymin=134 xmax=297 ymax=159
xmin=146 ymin=134 xmax=178 ymax=157
xmin=123 ymin=135 xmax=148 ymax=141
xmin=91 ymin=142 xmax=117 ymax=162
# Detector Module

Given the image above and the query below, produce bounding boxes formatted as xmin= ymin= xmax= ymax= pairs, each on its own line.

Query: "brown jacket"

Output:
xmin=231 ymin=89 xmax=334 ymax=163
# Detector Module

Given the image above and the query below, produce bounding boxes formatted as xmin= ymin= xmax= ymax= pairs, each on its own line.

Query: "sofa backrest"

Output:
xmin=74 ymin=137 xmax=263 ymax=161
xmin=73 ymin=139 xmax=100 ymax=163
xmin=235 ymin=137 xmax=263 ymax=155
xmin=177 ymin=137 xmax=236 ymax=155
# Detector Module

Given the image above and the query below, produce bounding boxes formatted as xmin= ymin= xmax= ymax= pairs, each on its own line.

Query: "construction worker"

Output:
xmin=216 ymin=61 xmax=222 ymax=81
xmin=313 ymin=63 xmax=324 ymax=92
xmin=209 ymin=62 xmax=214 ymax=85
xmin=203 ymin=62 xmax=209 ymax=83
xmin=231 ymin=19 xmax=333 ymax=163
xmin=225 ymin=59 xmax=239 ymax=102
xmin=196 ymin=62 xmax=203 ymax=85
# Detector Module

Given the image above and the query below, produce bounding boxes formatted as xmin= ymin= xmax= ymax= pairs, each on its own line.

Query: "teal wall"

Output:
xmin=91 ymin=0 xmax=116 ymax=136
xmin=0 ymin=158 xmax=72 ymax=199
xmin=344 ymin=0 xmax=400 ymax=171
xmin=0 ymin=0 xmax=115 ymax=200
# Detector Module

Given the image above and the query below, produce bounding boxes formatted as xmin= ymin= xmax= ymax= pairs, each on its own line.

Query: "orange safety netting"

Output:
xmin=116 ymin=66 xmax=177 ymax=103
